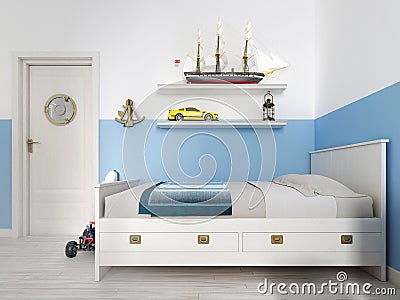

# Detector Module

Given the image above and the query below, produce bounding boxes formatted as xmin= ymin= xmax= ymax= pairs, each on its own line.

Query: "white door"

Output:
xmin=29 ymin=65 xmax=94 ymax=235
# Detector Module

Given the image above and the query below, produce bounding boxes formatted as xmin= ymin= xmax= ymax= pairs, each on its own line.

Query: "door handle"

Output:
xmin=27 ymin=139 xmax=40 ymax=153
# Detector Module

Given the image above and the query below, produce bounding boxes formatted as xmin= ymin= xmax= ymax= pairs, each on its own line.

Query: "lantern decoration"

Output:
xmin=263 ymin=91 xmax=275 ymax=121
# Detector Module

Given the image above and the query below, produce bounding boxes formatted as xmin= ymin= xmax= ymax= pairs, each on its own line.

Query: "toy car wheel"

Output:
xmin=204 ymin=113 xmax=213 ymax=121
xmin=175 ymin=114 xmax=183 ymax=121
xmin=65 ymin=241 xmax=78 ymax=258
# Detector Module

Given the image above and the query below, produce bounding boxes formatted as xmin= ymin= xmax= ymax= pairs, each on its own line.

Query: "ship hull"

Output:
xmin=184 ymin=72 xmax=265 ymax=84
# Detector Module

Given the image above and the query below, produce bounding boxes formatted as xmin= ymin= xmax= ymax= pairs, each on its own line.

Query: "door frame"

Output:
xmin=12 ymin=52 xmax=99 ymax=237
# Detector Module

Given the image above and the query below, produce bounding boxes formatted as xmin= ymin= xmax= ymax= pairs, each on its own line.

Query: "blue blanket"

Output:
xmin=139 ymin=182 xmax=232 ymax=217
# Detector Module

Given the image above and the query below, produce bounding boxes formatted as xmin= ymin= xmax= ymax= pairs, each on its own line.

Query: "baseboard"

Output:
xmin=388 ymin=266 xmax=400 ymax=287
xmin=0 ymin=228 xmax=14 ymax=237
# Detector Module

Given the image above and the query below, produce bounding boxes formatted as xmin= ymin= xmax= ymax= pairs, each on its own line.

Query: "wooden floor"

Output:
xmin=0 ymin=237 xmax=398 ymax=299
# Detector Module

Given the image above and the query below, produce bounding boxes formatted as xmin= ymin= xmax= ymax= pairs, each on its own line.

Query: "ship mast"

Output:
xmin=196 ymin=30 xmax=201 ymax=73
xmin=243 ymin=39 xmax=249 ymax=72
xmin=243 ymin=23 xmax=251 ymax=73
xmin=215 ymin=18 xmax=222 ymax=73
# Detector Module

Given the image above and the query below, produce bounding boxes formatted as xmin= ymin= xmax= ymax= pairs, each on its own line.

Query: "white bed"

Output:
xmin=94 ymin=139 xmax=388 ymax=282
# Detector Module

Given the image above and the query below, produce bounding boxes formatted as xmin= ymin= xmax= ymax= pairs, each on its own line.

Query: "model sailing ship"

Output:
xmin=184 ymin=20 xmax=289 ymax=84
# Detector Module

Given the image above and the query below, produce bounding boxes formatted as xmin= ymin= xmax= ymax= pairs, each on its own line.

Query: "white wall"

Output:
xmin=0 ymin=0 xmax=315 ymax=120
xmin=315 ymin=0 xmax=400 ymax=118
xmin=4 ymin=1 xmax=398 ymax=120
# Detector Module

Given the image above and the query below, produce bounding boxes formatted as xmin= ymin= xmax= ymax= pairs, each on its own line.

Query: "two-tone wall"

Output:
xmin=315 ymin=0 xmax=400 ymax=273
xmin=315 ymin=83 xmax=400 ymax=273
xmin=0 ymin=0 xmax=316 ymax=229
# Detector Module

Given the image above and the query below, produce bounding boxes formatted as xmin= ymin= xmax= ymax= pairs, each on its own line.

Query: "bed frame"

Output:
xmin=94 ymin=139 xmax=388 ymax=281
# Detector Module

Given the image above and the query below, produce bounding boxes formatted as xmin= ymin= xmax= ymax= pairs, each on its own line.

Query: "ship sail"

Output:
xmin=250 ymin=45 xmax=289 ymax=75
xmin=183 ymin=49 xmax=206 ymax=72
xmin=244 ymin=23 xmax=289 ymax=75
xmin=203 ymin=53 xmax=228 ymax=71
xmin=183 ymin=57 xmax=199 ymax=73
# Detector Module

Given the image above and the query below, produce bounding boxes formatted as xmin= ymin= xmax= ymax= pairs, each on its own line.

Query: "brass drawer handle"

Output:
xmin=271 ymin=234 xmax=284 ymax=245
xmin=341 ymin=235 xmax=353 ymax=245
xmin=198 ymin=235 xmax=210 ymax=244
xmin=129 ymin=235 xmax=141 ymax=244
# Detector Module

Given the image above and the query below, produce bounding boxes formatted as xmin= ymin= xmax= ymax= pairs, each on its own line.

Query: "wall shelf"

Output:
xmin=157 ymin=120 xmax=287 ymax=129
xmin=157 ymin=82 xmax=287 ymax=95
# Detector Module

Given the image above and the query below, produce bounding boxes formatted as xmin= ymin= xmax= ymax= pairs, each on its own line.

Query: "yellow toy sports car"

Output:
xmin=168 ymin=107 xmax=219 ymax=121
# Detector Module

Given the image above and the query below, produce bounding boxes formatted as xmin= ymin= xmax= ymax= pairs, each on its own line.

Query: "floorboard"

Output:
xmin=0 ymin=237 xmax=398 ymax=299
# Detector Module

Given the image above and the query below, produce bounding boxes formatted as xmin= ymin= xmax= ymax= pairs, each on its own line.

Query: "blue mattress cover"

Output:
xmin=138 ymin=182 xmax=232 ymax=216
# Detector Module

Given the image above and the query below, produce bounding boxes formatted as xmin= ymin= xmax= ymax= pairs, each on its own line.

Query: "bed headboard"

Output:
xmin=310 ymin=139 xmax=388 ymax=218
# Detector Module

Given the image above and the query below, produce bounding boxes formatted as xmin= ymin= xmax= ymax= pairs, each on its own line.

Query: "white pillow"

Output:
xmin=273 ymin=174 xmax=365 ymax=198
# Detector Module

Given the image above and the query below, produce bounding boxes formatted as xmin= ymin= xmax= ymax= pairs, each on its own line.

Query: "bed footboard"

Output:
xmin=311 ymin=139 xmax=388 ymax=281
xmin=94 ymin=179 xmax=140 ymax=281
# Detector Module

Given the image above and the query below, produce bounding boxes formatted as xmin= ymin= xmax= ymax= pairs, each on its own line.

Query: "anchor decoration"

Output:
xmin=115 ymin=99 xmax=145 ymax=127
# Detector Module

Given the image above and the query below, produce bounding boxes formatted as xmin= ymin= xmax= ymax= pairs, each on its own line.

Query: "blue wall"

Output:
xmin=99 ymin=120 xmax=126 ymax=182
xmin=99 ymin=120 xmax=314 ymax=183
xmin=0 ymin=120 xmax=12 ymax=229
xmin=0 ymin=119 xmax=313 ymax=228
xmin=274 ymin=120 xmax=315 ymax=178
xmin=315 ymin=81 xmax=400 ymax=272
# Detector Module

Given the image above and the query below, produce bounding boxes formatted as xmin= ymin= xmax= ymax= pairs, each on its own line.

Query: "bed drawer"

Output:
xmin=242 ymin=233 xmax=382 ymax=252
xmin=100 ymin=232 xmax=239 ymax=252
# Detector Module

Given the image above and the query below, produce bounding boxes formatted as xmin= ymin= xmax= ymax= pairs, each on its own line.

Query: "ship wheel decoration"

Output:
xmin=115 ymin=99 xmax=145 ymax=127
xmin=44 ymin=94 xmax=77 ymax=126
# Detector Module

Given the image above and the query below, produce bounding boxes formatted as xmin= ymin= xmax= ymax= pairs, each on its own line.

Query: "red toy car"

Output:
xmin=65 ymin=222 xmax=95 ymax=258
